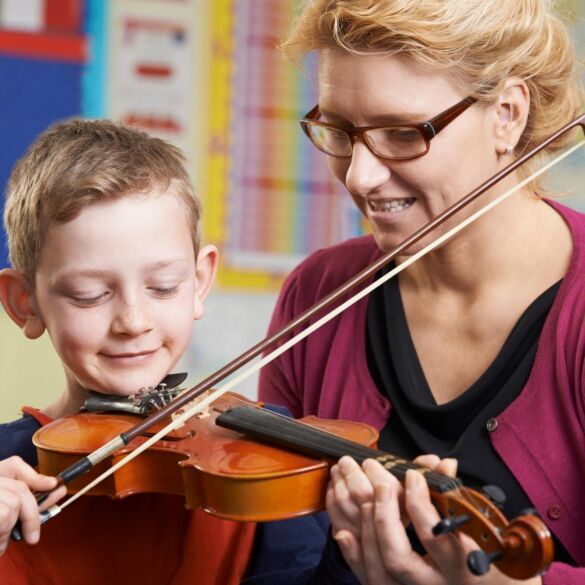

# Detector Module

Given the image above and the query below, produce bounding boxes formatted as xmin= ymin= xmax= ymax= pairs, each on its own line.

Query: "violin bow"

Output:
xmin=14 ymin=113 xmax=585 ymax=536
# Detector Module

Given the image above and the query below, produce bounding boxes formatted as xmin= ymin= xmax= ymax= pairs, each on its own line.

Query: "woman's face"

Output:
xmin=318 ymin=50 xmax=501 ymax=254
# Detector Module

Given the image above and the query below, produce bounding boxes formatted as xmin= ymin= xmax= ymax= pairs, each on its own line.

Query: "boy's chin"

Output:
xmin=79 ymin=376 xmax=167 ymax=398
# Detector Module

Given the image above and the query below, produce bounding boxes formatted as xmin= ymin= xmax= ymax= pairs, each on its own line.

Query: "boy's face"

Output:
xmin=30 ymin=189 xmax=215 ymax=397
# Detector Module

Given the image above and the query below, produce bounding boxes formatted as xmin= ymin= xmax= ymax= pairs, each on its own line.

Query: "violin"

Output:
xmin=31 ymin=390 xmax=553 ymax=580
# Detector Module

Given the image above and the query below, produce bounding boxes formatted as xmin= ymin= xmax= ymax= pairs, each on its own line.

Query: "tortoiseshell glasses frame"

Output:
xmin=300 ymin=96 xmax=477 ymax=161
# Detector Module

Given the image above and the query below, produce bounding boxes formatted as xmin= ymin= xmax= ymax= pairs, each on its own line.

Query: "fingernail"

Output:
xmin=362 ymin=458 xmax=376 ymax=472
xmin=338 ymin=456 xmax=352 ymax=471
xmin=375 ymin=483 xmax=390 ymax=503
xmin=406 ymin=469 xmax=420 ymax=491
xmin=333 ymin=530 xmax=349 ymax=547
xmin=30 ymin=530 xmax=40 ymax=543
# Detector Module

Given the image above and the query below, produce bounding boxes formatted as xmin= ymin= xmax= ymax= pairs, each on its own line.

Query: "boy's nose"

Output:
xmin=111 ymin=299 xmax=153 ymax=336
xmin=345 ymin=140 xmax=392 ymax=195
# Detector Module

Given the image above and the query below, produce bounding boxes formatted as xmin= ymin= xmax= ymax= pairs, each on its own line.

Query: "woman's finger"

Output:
xmin=403 ymin=470 xmax=466 ymax=579
xmin=327 ymin=465 xmax=363 ymax=537
xmin=338 ymin=456 xmax=375 ymax=506
xmin=412 ymin=454 xmax=441 ymax=470
xmin=334 ymin=529 xmax=369 ymax=584
xmin=359 ymin=497 xmax=403 ymax=585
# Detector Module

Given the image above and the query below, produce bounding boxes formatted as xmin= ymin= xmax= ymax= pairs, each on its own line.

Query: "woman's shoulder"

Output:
xmin=547 ymin=199 xmax=585 ymax=239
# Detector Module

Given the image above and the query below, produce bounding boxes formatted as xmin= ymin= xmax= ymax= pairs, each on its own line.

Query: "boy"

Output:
xmin=0 ymin=119 xmax=256 ymax=584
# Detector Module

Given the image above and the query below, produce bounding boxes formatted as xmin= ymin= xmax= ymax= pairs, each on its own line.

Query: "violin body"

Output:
xmin=33 ymin=392 xmax=378 ymax=522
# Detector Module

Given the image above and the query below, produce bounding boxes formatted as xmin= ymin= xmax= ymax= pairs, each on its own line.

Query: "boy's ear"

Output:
xmin=0 ymin=269 xmax=46 ymax=339
xmin=193 ymin=245 xmax=219 ymax=320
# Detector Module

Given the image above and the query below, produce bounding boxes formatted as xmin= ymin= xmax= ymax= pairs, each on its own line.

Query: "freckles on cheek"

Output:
xmin=49 ymin=311 xmax=104 ymax=351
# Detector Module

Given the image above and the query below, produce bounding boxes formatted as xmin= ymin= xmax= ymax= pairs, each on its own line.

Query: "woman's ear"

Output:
xmin=193 ymin=245 xmax=219 ymax=320
xmin=493 ymin=78 xmax=530 ymax=156
xmin=0 ymin=269 xmax=46 ymax=339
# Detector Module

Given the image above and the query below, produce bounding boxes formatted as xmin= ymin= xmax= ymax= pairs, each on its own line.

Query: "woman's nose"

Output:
xmin=111 ymin=298 xmax=153 ymax=336
xmin=344 ymin=140 xmax=391 ymax=195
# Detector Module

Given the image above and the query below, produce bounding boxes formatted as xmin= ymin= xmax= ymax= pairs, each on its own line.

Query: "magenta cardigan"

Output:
xmin=258 ymin=200 xmax=585 ymax=584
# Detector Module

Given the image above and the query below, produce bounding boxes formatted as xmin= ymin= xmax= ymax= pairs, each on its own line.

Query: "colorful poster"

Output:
xmin=205 ymin=0 xmax=361 ymax=288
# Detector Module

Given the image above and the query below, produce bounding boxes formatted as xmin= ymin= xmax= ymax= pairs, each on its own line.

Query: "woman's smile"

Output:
xmin=365 ymin=196 xmax=417 ymax=223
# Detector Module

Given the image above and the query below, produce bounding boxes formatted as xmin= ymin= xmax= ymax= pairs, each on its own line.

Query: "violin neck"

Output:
xmin=216 ymin=406 xmax=459 ymax=494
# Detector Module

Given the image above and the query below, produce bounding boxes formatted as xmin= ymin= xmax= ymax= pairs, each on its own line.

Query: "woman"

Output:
xmin=245 ymin=0 xmax=584 ymax=584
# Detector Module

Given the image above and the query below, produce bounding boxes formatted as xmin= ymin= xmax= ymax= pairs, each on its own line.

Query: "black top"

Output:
xmin=366 ymin=269 xmax=573 ymax=564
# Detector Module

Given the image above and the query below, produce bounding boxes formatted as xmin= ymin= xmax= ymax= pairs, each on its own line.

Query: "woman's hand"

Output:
xmin=327 ymin=455 xmax=541 ymax=585
xmin=326 ymin=454 xmax=453 ymax=543
xmin=0 ymin=456 xmax=66 ymax=554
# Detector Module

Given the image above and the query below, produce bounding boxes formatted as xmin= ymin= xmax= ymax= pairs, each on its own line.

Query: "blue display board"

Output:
xmin=0 ymin=55 xmax=82 ymax=267
xmin=0 ymin=56 xmax=82 ymax=267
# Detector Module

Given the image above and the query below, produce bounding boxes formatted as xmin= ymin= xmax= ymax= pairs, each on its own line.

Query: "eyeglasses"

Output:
xmin=300 ymin=96 xmax=477 ymax=161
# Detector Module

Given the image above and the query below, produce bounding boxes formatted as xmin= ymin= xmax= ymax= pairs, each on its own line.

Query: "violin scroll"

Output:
xmin=431 ymin=487 xmax=553 ymax=579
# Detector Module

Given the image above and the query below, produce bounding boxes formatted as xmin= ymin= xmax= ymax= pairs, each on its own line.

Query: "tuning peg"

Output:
xmin=467 ymin=549 xmax=503 ymax=575
xmin=481 ymin=484 xmax=507 ymax=507
xmin=519 ymin=507 xmax=539 ymax=516
xmin=432 ymin=514 xmax=470 ymax=536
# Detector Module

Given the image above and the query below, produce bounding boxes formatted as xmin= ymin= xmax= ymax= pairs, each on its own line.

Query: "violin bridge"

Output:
xmin=172 ymin=390 xmax=212 ymax=423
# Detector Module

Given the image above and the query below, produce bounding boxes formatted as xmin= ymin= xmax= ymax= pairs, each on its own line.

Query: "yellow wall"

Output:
xmin=0 ymin=311 xmax=65 ymax=422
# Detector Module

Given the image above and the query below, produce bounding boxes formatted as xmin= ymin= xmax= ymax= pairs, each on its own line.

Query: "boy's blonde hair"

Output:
xmin=4 ymin=119 xmax=201 ymax=282
xmin=283 ymin=0 xmax=584 ymax=194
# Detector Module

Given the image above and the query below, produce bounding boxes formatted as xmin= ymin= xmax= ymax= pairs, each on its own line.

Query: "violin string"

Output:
xmin=46 ymin=136 xmax=585 ymax=518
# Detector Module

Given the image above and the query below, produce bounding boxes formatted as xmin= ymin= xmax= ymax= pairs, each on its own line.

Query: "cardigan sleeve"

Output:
xmin=258 ymin=264 xmax=305 ymax=418
xmin=542 ymin=562 xmax=585 ymax=585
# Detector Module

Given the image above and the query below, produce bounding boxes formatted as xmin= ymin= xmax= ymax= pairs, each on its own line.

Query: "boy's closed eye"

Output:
xmin=69 ymin=291 xmax=111 ymax=306
xmin=148 ymin=285 xmax=180 ymax=298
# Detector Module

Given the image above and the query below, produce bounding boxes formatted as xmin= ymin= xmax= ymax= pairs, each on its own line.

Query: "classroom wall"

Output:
xmin=1 ymin=0 xmax=584 ymax=422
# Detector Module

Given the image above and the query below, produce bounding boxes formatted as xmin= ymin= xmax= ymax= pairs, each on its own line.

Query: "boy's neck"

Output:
xmin=42 ymin=387 xmax=89 ymax=419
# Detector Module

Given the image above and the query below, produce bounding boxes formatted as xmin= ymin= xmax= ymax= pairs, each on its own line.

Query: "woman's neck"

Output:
xmin=398 ymin=193 xmax=571 ymax=299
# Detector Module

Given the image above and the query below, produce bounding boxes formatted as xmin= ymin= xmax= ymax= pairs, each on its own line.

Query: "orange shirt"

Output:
xmin=0 ymin=409 xmax=256 ymax=585
xmin=1 ymin=497 xmax=256 ymax=585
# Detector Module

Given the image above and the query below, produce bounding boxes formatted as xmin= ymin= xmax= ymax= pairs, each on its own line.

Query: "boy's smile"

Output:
xmin=29 ymin=189 xmax=216 ymax=407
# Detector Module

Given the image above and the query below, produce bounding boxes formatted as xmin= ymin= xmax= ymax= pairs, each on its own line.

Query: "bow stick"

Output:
xmin=14 ymin=113 xmax=585 ymax=535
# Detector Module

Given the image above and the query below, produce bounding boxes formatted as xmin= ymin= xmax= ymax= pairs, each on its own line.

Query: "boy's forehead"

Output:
xmin=36 ymin=192 xmax=196 ymax=277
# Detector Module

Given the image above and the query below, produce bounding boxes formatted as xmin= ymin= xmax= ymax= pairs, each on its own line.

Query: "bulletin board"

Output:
xmin=107 ymin=0 xmax=208 ymax=184
xmin=0 ymin=0 xmax=87 ymax=268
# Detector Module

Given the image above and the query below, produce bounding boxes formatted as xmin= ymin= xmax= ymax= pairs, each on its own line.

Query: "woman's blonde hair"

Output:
xmin=283 ymin=0 xmax=584 ymax=193
xmin=4 ymin=119 xmax=202 ymax=282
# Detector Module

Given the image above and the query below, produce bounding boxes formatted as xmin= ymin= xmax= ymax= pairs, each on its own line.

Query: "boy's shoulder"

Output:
xmin=0 ymin=413 xmax=42 ymax=465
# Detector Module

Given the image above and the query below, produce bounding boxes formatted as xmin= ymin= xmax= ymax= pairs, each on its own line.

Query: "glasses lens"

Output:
xmin=305 ymin=123 xmax=353 ymax=157
xmin=365 ymin=127 xmax=427 ymax=159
